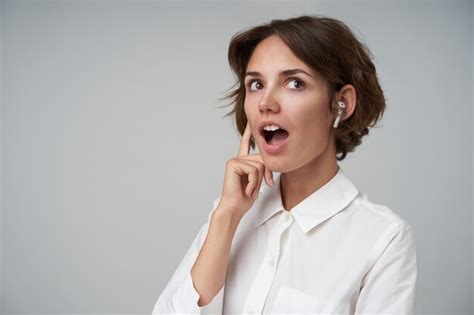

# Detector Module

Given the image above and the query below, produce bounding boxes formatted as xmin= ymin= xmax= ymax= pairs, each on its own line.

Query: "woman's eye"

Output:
xmin=287 ymin=78 xmax=305 ymax=89
xmin=248 ymin=80 xmax=262 ymax=91
xmin=246 ymin=78 xmax=305 ymax=91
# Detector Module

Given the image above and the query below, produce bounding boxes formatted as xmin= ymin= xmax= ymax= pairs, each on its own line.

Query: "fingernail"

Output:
xmin=271 ymin=177 xmax=275 ymax=187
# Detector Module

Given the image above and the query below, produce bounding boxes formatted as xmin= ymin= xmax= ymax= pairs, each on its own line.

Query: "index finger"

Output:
xmin=237 ymin=121 xmax=252 ymax=157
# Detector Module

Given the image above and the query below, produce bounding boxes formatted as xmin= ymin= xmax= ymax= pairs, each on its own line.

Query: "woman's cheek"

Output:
xmin=244 ymin=101 xmax=257 ymax=118
xmin=243 ymin=102 xmax=250 ymax=117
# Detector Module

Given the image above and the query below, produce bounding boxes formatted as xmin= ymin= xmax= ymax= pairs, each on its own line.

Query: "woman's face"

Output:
xmin=244 ymin=35 xmax=336 ymax=173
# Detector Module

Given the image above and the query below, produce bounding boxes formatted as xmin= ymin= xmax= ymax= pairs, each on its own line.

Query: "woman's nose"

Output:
xmin=258 ymin=91 xmax=280 ymax=113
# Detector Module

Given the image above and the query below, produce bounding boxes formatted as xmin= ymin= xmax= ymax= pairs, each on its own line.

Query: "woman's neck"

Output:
xmin=280 ymin=148 xmax=339 ymax=211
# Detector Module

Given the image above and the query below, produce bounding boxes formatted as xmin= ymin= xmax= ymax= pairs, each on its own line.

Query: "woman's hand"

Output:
xmin=216 ymin=122 xmax=274 ymax=218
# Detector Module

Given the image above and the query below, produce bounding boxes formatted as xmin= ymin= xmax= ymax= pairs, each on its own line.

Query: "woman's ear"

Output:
xmin=336 ymin=85 xmax=357 ymax=121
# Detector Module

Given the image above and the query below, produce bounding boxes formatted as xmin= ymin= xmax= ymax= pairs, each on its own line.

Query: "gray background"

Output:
xmin=1 ymin=0 xmax=472 ymax=314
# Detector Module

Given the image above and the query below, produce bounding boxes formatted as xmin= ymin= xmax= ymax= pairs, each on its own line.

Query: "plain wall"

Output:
xmin=1 ymin=0 xmax=472 ymax=314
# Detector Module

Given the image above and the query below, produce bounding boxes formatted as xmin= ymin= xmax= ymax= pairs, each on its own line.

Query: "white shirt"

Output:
xmin=152 ymin=166 xmax=418 ymax=314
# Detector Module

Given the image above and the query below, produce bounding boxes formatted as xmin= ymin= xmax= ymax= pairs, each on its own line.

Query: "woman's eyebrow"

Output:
xmin=244 ymin=68 xmax=314 ymax=79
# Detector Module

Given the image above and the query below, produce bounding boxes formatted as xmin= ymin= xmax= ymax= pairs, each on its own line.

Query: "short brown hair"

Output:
xmin=217 ymin=14 xmax=386 ymax=161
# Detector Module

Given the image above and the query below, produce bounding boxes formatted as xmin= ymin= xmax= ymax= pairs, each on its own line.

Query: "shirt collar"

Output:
xmin=253 ymin=166 xmax=360 ymax=234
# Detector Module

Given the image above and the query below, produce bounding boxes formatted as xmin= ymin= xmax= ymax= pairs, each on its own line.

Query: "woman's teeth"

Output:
xmin=263 ymin=124 xmax=282 ymax=131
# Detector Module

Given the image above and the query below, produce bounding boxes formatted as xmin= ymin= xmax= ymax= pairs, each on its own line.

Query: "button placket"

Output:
xmin=242 ymin=211 xmax=290 ymax=313
xmin=267 ymin=211 xmax=293 ymax=270
xmin=268 ymin=257 xmax=276 ymax=268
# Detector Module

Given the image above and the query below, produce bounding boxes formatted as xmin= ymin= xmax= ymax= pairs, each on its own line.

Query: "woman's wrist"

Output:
xmin=211 ymin=206 xmax=244 ymax=232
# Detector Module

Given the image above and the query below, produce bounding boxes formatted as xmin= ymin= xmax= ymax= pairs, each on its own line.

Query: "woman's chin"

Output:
xmin=261 ymin=155 xmax=290 ymax=173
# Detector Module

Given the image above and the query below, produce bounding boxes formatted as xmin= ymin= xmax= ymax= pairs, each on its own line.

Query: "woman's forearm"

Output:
xmin=190 ymin=207 xmax=243 ymax=306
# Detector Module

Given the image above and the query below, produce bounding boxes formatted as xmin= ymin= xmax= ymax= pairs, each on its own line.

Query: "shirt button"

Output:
xmin=285 ymin=213 xmax=292 ymax=221
xmin=268 ymin=258 xmax=276 ymax=267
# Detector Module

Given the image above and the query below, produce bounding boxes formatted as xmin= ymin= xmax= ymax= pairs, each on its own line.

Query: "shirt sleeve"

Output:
xmin=151 ymin=195 xmax=224 ymax=315
xmin=354 ymin=221 xmax=418 ymax=315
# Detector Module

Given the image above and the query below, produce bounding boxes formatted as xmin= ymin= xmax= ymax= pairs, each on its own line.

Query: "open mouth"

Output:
xmin=262 ymin=128 xmax=290 ymax=145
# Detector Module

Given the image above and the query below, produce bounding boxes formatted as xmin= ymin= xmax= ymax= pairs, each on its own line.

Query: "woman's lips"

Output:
xmin=258 ymin=120 xmax=290 ymax=136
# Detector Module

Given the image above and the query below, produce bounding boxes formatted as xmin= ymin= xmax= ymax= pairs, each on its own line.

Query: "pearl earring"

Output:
xmin=332 ymin=101 xmax=346 ymax=128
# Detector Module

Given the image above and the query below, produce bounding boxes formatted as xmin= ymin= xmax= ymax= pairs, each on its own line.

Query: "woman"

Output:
xmin=152 ymin=14 xmax=418 ymax=314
